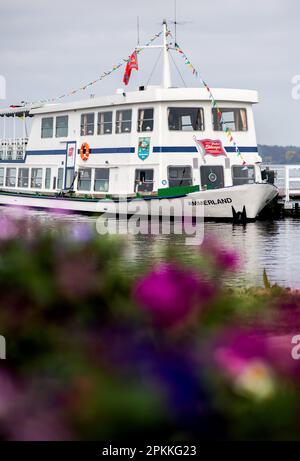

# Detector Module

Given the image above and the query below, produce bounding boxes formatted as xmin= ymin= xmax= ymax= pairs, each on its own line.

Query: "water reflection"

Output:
xmin=3 ymin=206 xmax=300 ymax=288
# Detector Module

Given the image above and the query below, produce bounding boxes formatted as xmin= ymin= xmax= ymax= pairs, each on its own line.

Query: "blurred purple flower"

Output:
xmin=133 ymin=263 xmax=214 ymax=328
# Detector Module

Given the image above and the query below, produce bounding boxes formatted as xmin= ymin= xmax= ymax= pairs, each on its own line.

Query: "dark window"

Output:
xmin=31 ymin=168 xmax=43 ymax=189
xmin=5 ymin=168 xmax=16 ymax=187
xmin=81 ymin=113 xmax=94 ymax=136
xmin=116 ymin=110 xmax=132 ymax=134
xmin=66 ymin=168 xmax=75 ymax=189
xmin=78 ymin=168 xmax=91 ymax=191
xmin=97 ymin=112 xmax=113 ymax=135
xmin=41 ymin=117 xmax=53 ymax=138
xmin=168 ymin=166 xmax=192 ymax=187
xmin=0 ymin=168 xmax=4 ymax=187
xmin=18 ymin=168 xmax=29 ymax=188
xmin=212 ymin=108 xmax=248 ymax=131
xmin=57 ymin=168 xmax=64 ymax=189
xmin=232 ymin=165 xmax=255 ymax=185
xmin=200 ymin=165 xmax=224 ymax=190
xmin=94 ymin=168 xmax=109 ymax=192
xmin=168 ymin=108 xmax=204 ymax=131
xmin=137 ymin=108 xmax=154 ymax=132
xmin=45 ymin=168 xmax=51 ymax=189
xmin=56 ymin=116 xmax=68 ymax=137
xmin=135 ymin=169 xmax=154 ymax=192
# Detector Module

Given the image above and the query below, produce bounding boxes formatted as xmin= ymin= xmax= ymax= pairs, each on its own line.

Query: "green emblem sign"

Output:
xmin=138 ymin=137 xmax=150 ymax=161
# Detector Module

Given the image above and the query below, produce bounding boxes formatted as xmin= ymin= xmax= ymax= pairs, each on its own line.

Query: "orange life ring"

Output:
xmin=80 ymin=143 xmax=90 ymax=161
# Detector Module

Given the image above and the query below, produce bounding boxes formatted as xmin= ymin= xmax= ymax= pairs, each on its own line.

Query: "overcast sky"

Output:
xmin=0 ymin=0 xmax=299 ymax=145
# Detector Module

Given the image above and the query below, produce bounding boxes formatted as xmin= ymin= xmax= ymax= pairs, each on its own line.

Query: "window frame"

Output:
xmin=94 ymin=168 xmax=110 ymax=192
xmin=5 ymin=168 xmax=17 ymax=188
xmin=231 ymin=164 xmax=255 ymax=186
xmin=168 ymin=107 xmax=205 ymax=132
xmin=134 ymin=169 xmax=154 ymax=193
xmin=31 ymin=168 xmax=43 ymax=189
xmin=41 ymin=117 xmax=54 ymax=138
xmin=0 ymin=167 xmax=5 ymax=187
xmin=115 ymin=109 xmax=132 ymax=134
xmin=45 ymin=168 xmax=51 ymax=189
xmin=212 ymin=108 xmax=248 ymax=132
xmin=78 ymin=168 xmax=92 ymax=192
xmin=137 ymin=108 xmax=154 ymax=133
xmin=18 ymin=168 xmax=29 ymax=188
xmin=81 ymin=113 xmax=95 ymax=136
xmin=57 ymin=167 xmax=64 ymax=189
xmin=55 ymin=115 xmax=69 ymax=138
xmin=167 ymin=165 xmax=193 ymax=188
xmin=97 ymin=111 xmax=113 ymax=135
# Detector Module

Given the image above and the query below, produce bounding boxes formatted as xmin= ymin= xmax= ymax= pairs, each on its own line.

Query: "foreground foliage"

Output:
xmin=0 ymin=211 xmax=299 ymax=440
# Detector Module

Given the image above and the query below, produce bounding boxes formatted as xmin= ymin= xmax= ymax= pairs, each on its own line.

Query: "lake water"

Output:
xmin=6 ymin=207 xmax=300 ymax=289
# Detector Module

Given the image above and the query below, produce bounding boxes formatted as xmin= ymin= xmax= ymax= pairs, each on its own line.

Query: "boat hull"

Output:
xmin=0 ymin=183 xmax=278 ymax=221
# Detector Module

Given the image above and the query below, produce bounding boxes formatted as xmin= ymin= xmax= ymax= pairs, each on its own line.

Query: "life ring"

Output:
xmin=80 ymin=143 xmax=90 ymax=161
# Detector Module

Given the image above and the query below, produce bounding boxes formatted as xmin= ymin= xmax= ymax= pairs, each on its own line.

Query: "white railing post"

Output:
xmin=285 ymin=166 xmax=290 ymax=203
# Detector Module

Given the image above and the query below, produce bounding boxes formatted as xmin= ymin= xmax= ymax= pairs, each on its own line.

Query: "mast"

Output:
xmin=135 ymin=19 xmax=172 ymax=89
xmin=162 ymin=19 xmax=171 ymax=88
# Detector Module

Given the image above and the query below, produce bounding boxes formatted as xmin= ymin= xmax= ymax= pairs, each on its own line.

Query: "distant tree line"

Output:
xmin=258 ymin=145 xmax=300 ymax=164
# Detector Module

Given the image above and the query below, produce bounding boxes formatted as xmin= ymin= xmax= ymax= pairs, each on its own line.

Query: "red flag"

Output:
xmin=123 ymin=51 xmax=139 ymax=86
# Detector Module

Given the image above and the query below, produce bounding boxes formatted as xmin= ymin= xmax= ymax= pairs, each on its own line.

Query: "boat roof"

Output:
xmin=27 ymin=87 xmax=258 ymax=116
xmin=0 ymin=104 xmax=42 ymax=117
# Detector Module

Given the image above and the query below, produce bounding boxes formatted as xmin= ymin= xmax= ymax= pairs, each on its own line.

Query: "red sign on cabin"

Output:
xmin=197 ymin=139 xmax=227 ymax=157
xmin=68 ymin=147 xmax=74 ymax=157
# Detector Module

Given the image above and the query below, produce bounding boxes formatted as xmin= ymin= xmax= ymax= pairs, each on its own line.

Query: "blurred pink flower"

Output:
xmin=202 ymin=236 xmax=240 ymax=271
xmin=134 ymin=263 xmax=214 ymax=328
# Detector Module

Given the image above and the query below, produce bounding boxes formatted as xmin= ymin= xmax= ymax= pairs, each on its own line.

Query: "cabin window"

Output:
xmin=200 ymin=165 xmax=224 ymax=190
xmin=66 ymin=168 xmax=75 ymax=189
xmin=56 ymin=115 xmax=68 ymax=137
xmin=137 ymin=108 xmax=154 ymax=132
xmin=0 ymin=168 xmax=4 ymax=187
xmin=78 ymin=168 xmax=91 ymax=191
xmin=168 ymin=166 xmax=192 ymax=187
xmin=45 ymin=168 xmax=51 ymax=189
xmin=31 ymin=168 xmax=43 ymax=189
xmin=97 ymin=112 xmax=113 ymax=135
xmin=116 ymin=109 xmax=132 ymax=134
xmin=41 ymin=117 xmax=54 ymax=138
xmin=212 ymin=108 xmax=248 ymax=131
xmin=18 ymin=168 xmax=29 ymax=188
xmin=135 ymin=169 xmax=154 ymax=192
xmin=5 ymin=168 xmax=16 ymax=187
xmin=168 ymin=108 xmax=204 ymax=131
xmin=81 ymin=113 xmax=94 ymax=136
xmin=232 ymin=165 xmax=255 ymax=185
xmin=94 ymin=168 xmax=109 ymax=192
xmin=57 ymin=168 xmax=64 ymax=189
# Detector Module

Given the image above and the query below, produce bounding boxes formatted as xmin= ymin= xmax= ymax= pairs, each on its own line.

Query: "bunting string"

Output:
xmin=171 ymin=38 xmax=247 ymax=165
xmin=25 ymin=31 xmax=163 ymax=106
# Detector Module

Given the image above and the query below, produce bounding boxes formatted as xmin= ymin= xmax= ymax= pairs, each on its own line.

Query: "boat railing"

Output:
xmin=265 ymin=164 xmax=300 ymax=201
xmin=0 ymin=138 xmax=28 ymax=161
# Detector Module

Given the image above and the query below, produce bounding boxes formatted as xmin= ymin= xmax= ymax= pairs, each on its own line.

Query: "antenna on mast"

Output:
xmin=174 ymin=0 xmax=177 ymax=44
xmin=137 ymin=16 xmax=140 ymax=46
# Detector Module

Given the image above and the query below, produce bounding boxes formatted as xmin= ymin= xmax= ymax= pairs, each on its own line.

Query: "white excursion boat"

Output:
xmin=0 ymin=21 xmax=277 ymax=221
